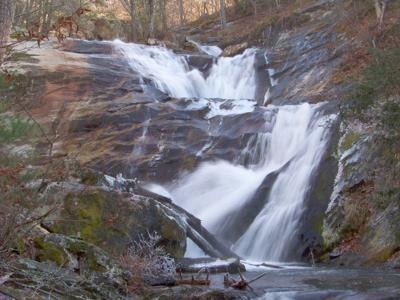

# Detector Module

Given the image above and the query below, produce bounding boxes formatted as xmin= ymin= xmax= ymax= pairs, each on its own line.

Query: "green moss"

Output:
xmin=0 ymin=115 xmax=34 ymax=144
xmin=34 ymin=237 xmax=67 ymax=266
xmin=340 ymin=131 xmax=360 ymax=153
xmin=50 ymin=191 xmax=130 ymax=256
xmin=348 ymin=47 xmax=400 ymax=116
xmin=66 ymin=239 xmax=107 ymax=272
xmin=48 ymin=189 xmax=186 ymax=258
xmin=311 ymin=215 xmax=325 ymax=236
xmin=66 ymin=192 xmax=105 ymax=245
xmin=80 ymin=170 xmax=99 ymax=185
xmin=343 ymin=164 xmax=353 ymax=179
xmin=160 ymin=213 xmax=186 ymax=258
xmin=374 ymin=247 xmax=396 ymax=263
xmin=14 ymin=238 xmax=26 ymax=254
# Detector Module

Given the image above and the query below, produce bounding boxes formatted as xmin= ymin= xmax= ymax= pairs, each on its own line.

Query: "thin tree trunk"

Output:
xmin=0 ymin=0 xmax=15 ymax=62
xmin=161 ymin=0 xmax=167 ymax=34
xmin=250 ymin=0 xmax=257 ymax=16
xmin=219 ymin=0 xmax=226 ymax=28
xmin=149 ymin=0 xmax=156 ymax=38
xmin=374 ymin=0 xmax=389 ymax=30
xmin=178 ymin=0 xmax=185 ymax=26
xmin=130 ymin=0 xmax=143 ymax=41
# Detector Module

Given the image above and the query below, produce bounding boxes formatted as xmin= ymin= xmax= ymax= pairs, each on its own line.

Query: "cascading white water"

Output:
xmin=233 ymin=106 xmax=336 ymax=261
xmin=187 ymin=38 xmax=223 ymax=58
xmin=162 ymin=104 xmax=335 ymax=261
xmin=117 ymin=40 xmax=336 ymax=262
xmin=114 ymin=40 xmax=258 ymax=100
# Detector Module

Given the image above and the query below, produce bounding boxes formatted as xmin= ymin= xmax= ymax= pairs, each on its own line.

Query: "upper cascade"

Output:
xmin=114 ymin=40 xmax=258 ymax=100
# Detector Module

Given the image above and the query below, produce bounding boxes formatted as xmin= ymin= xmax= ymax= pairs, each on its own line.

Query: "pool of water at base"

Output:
xmin=205 ymin=264 xmax=400 ymax=299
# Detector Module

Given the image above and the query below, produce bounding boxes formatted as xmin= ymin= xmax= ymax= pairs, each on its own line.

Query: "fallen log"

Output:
xmin=135 ymin=185 xmax=240 ymax=259
xmin=244 ymin=261 xmax=283 ymax=269
xmin=176 ymin=278 xmax=210 ymax=286
xmin=176 ymin=257 xmax=246 ymax=274
xmin=176 ymin=273 xmax=210 ymax=286
xmin=223 ymin=271 xmax=267 ymax=290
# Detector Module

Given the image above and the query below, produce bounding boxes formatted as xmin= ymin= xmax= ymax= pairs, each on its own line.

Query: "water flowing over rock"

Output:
xmin=110 ymin=39 xmax=338 ymax=262
xmin=154 ymin=103 xmax=336 ymax=262
xmin=4 ymin=1 xmax=400 ymax=298
xmin=10 ymin=6 xmax=344 ymax=262
xmin=115 ymin=40 xmax=260 ymax=100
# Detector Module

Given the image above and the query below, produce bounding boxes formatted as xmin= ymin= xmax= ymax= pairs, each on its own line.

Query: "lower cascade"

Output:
xmin=116 ymin=40 xmax=337 ymax=262
xmin=165 ymin=103 xmax=335 ymax=262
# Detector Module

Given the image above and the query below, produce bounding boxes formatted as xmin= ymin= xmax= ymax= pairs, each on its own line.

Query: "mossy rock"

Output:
xmin=3 ymin=258 xmax=129 ymax=299
xmin=34 ymin=236 xmax=69 ymax=267
xmin=33 ymin=233 xmax=123 ymax=275
xmin=340 ymin=131 xmax=361 ymax=153
xmin=45 ymin=188 xmax=186 ymax=258
xmin=79 ymin=169 xmax=100 ymax=185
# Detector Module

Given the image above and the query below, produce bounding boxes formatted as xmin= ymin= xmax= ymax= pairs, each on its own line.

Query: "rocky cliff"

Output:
xmin=1 ymin=0 xmax=399 ymax=298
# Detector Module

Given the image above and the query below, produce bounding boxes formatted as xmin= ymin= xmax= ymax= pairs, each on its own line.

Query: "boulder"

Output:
xmin=222 ymin=42 xmax=248 ymax=57
xmin=42 ymin=187 xmax=187 ymax=258
xmin=33 ymin=233 xmax=125 ymax=286
xmin=0 ymin=258 xmax=128 ymax=299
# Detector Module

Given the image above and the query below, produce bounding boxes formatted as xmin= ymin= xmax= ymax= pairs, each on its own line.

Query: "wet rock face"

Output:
xmin=20 ymin=39 xmax=269 ymax=184
xmin=13 ymin=0 xmax=348 ymax=264
xmin=322 ymin=121 xmax=400 ymax=266
xmin=185 ymin=54 xmax=213 ymax=73
xmin=222 ymin=42 xmax=249 ymax=57
xmin=261 ymin=1 xmax=348 ymax=106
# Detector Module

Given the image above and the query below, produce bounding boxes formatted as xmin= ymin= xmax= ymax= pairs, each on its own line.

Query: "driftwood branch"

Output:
xmin=224 ymin=271 xmax=268 ymax=290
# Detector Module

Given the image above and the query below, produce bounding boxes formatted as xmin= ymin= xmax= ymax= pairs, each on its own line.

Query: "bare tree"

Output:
xmin=178 ymin=0 xmax=185 ymax=26
xmin=119 ymin=0 xmax=143 ymax=41
xmin=373 ymin=0 xmax=389 ymax=30
xmin=220 ymin=0 xmax=226 ymax=28
xmin=0 ymin=0 xmax=15 ymax=62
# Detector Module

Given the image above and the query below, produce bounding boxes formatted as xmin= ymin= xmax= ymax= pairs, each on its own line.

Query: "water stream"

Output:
xmin=115 ymin=40 xmax=335 ymax=262
xmin=115 ymin=40 xmax=258 ymax=100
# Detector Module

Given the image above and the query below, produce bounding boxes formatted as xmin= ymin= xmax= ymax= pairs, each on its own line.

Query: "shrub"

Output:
xmin=349 ymin=47 xmax=400 ymax=115
xmin=120 ymin=232 xmax=175 ymax=292
xmin=0 ymin=115 xmax=34 ymax=144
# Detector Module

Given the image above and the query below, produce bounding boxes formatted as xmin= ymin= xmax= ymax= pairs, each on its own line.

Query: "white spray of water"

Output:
xmin=187 ymin=38 xmax=223 ymax=58
xmin=114 ymin=40 xmax=258 ymax=100
xmin=233 ymin=107 xmax=336 ymax=261
xmin=147 ymin=103 xmax=335 ymax=262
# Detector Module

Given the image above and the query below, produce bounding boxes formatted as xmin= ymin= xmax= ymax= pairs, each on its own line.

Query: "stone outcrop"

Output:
xmin=222 ymin=42 xmax=248 ymax=57
xmin=322 ymin=120 xmax=400 ymax=266
xmin=42 ymin=186 xmax=187 ymax=258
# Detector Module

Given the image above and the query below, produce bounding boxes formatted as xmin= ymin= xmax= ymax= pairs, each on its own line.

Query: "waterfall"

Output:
xmin=114 ymin=40 xmax=258 ymax=100
xmin=116 ymin=40 xmax=336 ymax=262
xmin=166 ymin=104 xmax=335 ymax=261
xmin=233 ymin=106 xmax=336 ymax=261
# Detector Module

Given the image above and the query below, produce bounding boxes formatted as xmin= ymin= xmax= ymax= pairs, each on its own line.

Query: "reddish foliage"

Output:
xmin=338 ymin=233 xmax=362 ymax=254
xmin=0 ymin=164 xmax=25 ymax=180
xmin=20 ymin=6 xmax=91 ymax=46
xmin=3 ymin=69 xmax=12 ymax=83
